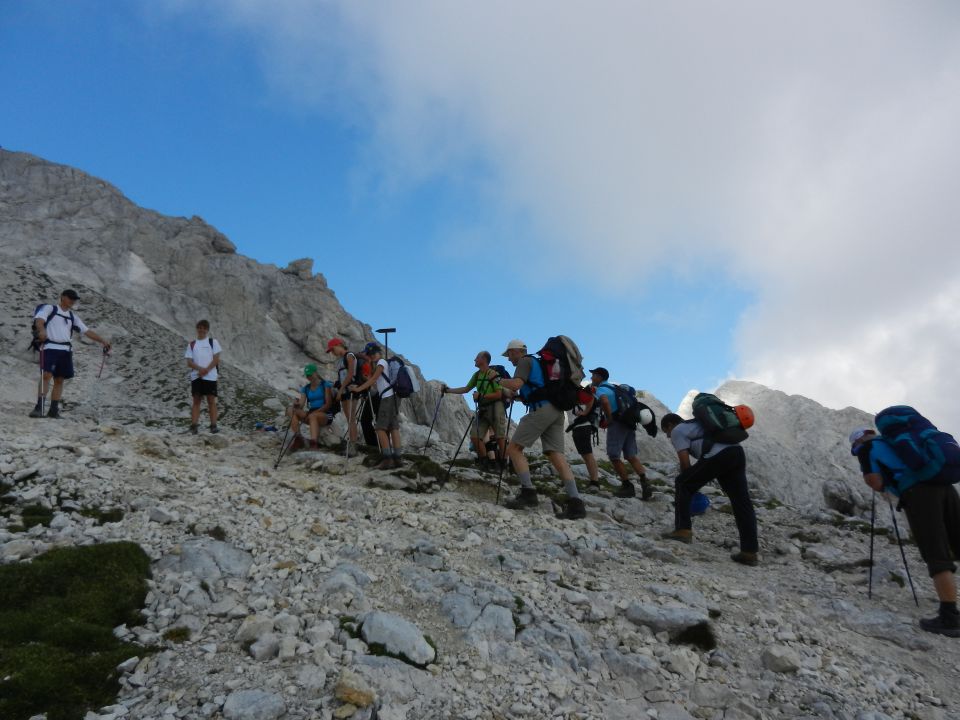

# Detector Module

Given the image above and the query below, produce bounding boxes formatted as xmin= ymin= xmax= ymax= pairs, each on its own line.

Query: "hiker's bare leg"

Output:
xmin=612 ymin=458 xmax=629 ymax=482
xmin=389 ymin=428 xmax=401 ymax=452
xmin=51 ymin=377 xmax=64 ymax=402
xmin=546 ymin=450 xmax=574 ymax=482
xmin=208 ymin=397 xmax=218 ymax=426
xmin=507 ymin=442 xmax=527 ymax=474
xmin=628 ymin=456 xmax=647 ymax=477
xmin=934 ymin=570 xmax=957 ymax=603
xmin=583 ymin=452 xmax=599 ymax=483
xmin=191 ymin=396 xmax=202 ymax=425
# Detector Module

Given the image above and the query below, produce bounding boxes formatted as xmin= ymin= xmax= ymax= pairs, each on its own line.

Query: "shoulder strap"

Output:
xmin=190 ymin=340 xmax=196 ymax=350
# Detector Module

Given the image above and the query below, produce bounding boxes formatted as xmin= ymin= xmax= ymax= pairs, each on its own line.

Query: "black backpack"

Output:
xmin=526 ymin=335 xmax=586 ymax=411
xmin=28 ymin=304 xmax=76 ymax=351
xmin=599 ymin=383 xmax=658 ymax=437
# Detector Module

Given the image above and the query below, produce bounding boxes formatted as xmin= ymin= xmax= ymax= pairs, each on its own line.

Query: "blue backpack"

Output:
xmin=875 ymin=406 xmax=960 ymax=486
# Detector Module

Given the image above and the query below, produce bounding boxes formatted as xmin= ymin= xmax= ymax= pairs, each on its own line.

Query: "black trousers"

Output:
xmin=359 ymin=393 xmax=379 ymax=446
xmin=674 ymin=446 xmax=759 ymax=553
xmin=900 ymin=483 xmax=960 ymax=577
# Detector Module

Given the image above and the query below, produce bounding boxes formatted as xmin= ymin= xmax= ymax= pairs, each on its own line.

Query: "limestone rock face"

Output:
xmin=0 ymin=149 xmax=472 ymax=441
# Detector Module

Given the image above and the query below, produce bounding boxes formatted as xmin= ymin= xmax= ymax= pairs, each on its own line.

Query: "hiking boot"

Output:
xmin=587 ymin=480 xmax=602 ymax=494
xmin=375 ymin=456 xmax=395 ymax=470
xmin=614 ymin=480 xmax=636 ymax=498
xmin=919 ymin=612 xmax=960 ymax=638
xmin=46 ymin=408 xmax=62 ymax=419
xmin=731 ymin=551 xmax=759 ymax=567
xmin=556 ymin=497 xmax=587 ymax=520
xmin=189 ymin=423 xmax=199 ymax=435
xmin=640 ymin=476 xmax=653 ymax=501
xmin=662 ymin=529 xmax=693 ymax=544
xmin=391 ymin=456 xmax=404 ymax=469
xmin=505 ymin=487 xmax=539 ymax=510
xmin=308 ymin=439 xmax=320 ymax=450
xmin=288 ymin=435 xmax=305 ymax=453
xmin=209 ymin=425 xmax=220 ymax=434
xmin=29 ymin=405 xmax=44 ymax=419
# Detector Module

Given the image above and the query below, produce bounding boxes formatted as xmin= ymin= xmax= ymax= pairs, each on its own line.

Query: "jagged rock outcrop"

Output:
xmin=0 ymin=149 xmax=470 ymax=440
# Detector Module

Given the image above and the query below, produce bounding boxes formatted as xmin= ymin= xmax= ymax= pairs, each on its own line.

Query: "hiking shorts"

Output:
xmin=572 ymin=425 xmax=596 ymax=455
xmin=191 ymin=379 xmax=218 ymax=397
xmin=606 ymin=420 xmax=638 ymax=461
xmin=512 ymin=403 xmax=565 ymax=454
xmin=41 ymin=348 xmax=74 ymax=379
xmin=375 ymin=395 xmax=400 ymax=431
xmin=900 ymin=483 xmax=960 ymax=577
xmin=476 ymin=401 xmax=507 ymax=438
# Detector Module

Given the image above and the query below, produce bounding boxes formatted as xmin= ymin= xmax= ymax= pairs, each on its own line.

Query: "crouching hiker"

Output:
xmin=851 ymin=409 xmax=960 ymax=638
xmin=287 ymin=364 xmax=336 ymax=451
xmin=592 ymin=367 xmax=652 ymax=500
xmin=185 ymin=319 xmax=221 ymax=434
xmin=660 ymin=412 xmax=759 ymax=565
xmin=568 ymin=382 xmax=601 ymax=491
xmin=499 ymin=339 xmax=585 ymax=520
xmin=350 ymin=343 xmax=402 ymax=470
xmin=29 ymin=288 xmax=112 ymax=419
xmin=443 ymin=351 xmax=508 ymax=471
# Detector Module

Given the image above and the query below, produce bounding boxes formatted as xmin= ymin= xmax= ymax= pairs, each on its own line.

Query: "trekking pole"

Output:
xmin=38 ymin=347 xmax=46 ymax=417
xmin=868 ymin=491 xmax=876 ymax=600
xmin=443 ymin=409 xmax=478 ymax=483
xmin=274 ymin=417 xmax=293 ymax=469
xmin=887 ymin=497 xmax=920 ymax=607
xmin=495 ymin=400 xmax=516 ymax=505
xmin=422 ymin=391 xmax=444 ymax=452
xmin=345 ymin=395 xmax=365 ymax=457
xmin=96 ymin=346 xmax=110 ymax=379
xmin=376 ymin=327 xmax=396 ymax=359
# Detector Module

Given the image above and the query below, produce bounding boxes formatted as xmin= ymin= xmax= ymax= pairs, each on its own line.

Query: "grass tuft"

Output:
xmin=0 ymin=542 xmax=152 ymax=720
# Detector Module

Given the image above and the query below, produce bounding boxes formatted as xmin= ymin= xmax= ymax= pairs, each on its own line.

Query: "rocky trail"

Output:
xmin=2 ymin=405 xmax=957 ymax=720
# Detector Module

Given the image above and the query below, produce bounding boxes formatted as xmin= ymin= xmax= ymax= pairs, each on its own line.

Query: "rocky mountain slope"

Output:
xmin=1 ymin=406 xmax=956 ymax=720
xmin=1 ymin=149 xmax=957 ymax=720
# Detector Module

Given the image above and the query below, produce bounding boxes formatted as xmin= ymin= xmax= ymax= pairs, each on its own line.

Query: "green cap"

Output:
xmin=304 ymin=363 xmax=318 ymax=377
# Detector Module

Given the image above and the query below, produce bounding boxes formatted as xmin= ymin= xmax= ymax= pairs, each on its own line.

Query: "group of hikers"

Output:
xmin=26 ymin=289 xmax=960 ymax=638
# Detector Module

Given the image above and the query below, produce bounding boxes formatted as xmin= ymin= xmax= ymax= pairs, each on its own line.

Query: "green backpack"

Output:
xmin=691 ymin=393 xmax=748 ymax=452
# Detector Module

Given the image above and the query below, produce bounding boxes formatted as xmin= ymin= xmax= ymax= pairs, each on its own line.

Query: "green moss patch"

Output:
xmin=0 ymin=542 xmax=152 ymax=720
xmin=19 ymin=504 xmax=54 ymax=530
xmin=78 ymin=507 xmax=124 ymax=525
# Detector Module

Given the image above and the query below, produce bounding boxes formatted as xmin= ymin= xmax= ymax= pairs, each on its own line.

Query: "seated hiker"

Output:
xmin=851 ymin=421 xmax=960 ymax=638
xmin=499 ymin=339 xmax=585 ymax=520
xmin=443 ymin=351 xmax=508 ymax=470
xmin=593 ymin=367 xmax=652 ymax=500
xmin=568 ymin=382 xmax=601 ymax=491
xmin=287 ymin=364 xmax=336 ymax=450
xmin=350 ymin=343 xmax=403 ymax=470
xmin=660 ymin=412 xmax=759 ymax=566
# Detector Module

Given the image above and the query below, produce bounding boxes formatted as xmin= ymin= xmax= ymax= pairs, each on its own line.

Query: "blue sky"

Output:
xmin=5 ymin=1 xmax=960 ymax=425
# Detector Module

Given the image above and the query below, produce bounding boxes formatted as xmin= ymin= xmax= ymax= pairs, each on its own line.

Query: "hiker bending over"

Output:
xmin=443 ymin=351 xmax=508 ymax=471
xmin=660 ymin=413 xmax=759 ymax=566
xmin=287 ymin=364 xmax=336 ymax=451
xmin=185 ymin=319 xmax=221 ymax=434
xmin=499 ymin=339 xmax=585 ymax=520
xmin=593 ymin=367 xmax=652 ymax=500
xmin=30 ymin=289 xmax=112 ymax=419
xmin=851 ymin=422 xmax=960 ymax=638
xmin=350 ymin=343 xmax=403 ymax=470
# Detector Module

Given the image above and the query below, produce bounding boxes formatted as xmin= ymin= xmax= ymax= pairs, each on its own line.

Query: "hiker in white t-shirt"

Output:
xmin=350 ymin=342 xmax=403 ymax=471
xmin=29 ymin=288 xmax=112 ymax=419
xmin=184 ymin=319 xmax=222 ymax=434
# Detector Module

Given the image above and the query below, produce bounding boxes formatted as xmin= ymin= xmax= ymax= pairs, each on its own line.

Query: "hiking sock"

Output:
xmin=939 ymin=601 xmax=959 ymax=616
xmin=518 ymin=471 xmax=534 ymax=489
xmin=563 ymin=478 xmax=581 ymax=499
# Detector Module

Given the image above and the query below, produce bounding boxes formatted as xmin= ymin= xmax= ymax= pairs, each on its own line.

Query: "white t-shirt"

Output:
xmin=669 ymin=420 xmax=733 ymax=460
xmin=185 ymin=337 xmax=222 ymax=381
xmin=34 ymin=304 xmax=89 ymax=351
xmin=375 ymin=358 xmax=394 ymax=398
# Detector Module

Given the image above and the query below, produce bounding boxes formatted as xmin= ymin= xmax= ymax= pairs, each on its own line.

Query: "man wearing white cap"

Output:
xmin=498 ymin=339 xmax=585 ymax=520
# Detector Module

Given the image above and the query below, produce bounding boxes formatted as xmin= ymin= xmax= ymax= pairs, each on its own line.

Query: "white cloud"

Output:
xmin=163 ymin=0 xmax=960 ymax=427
